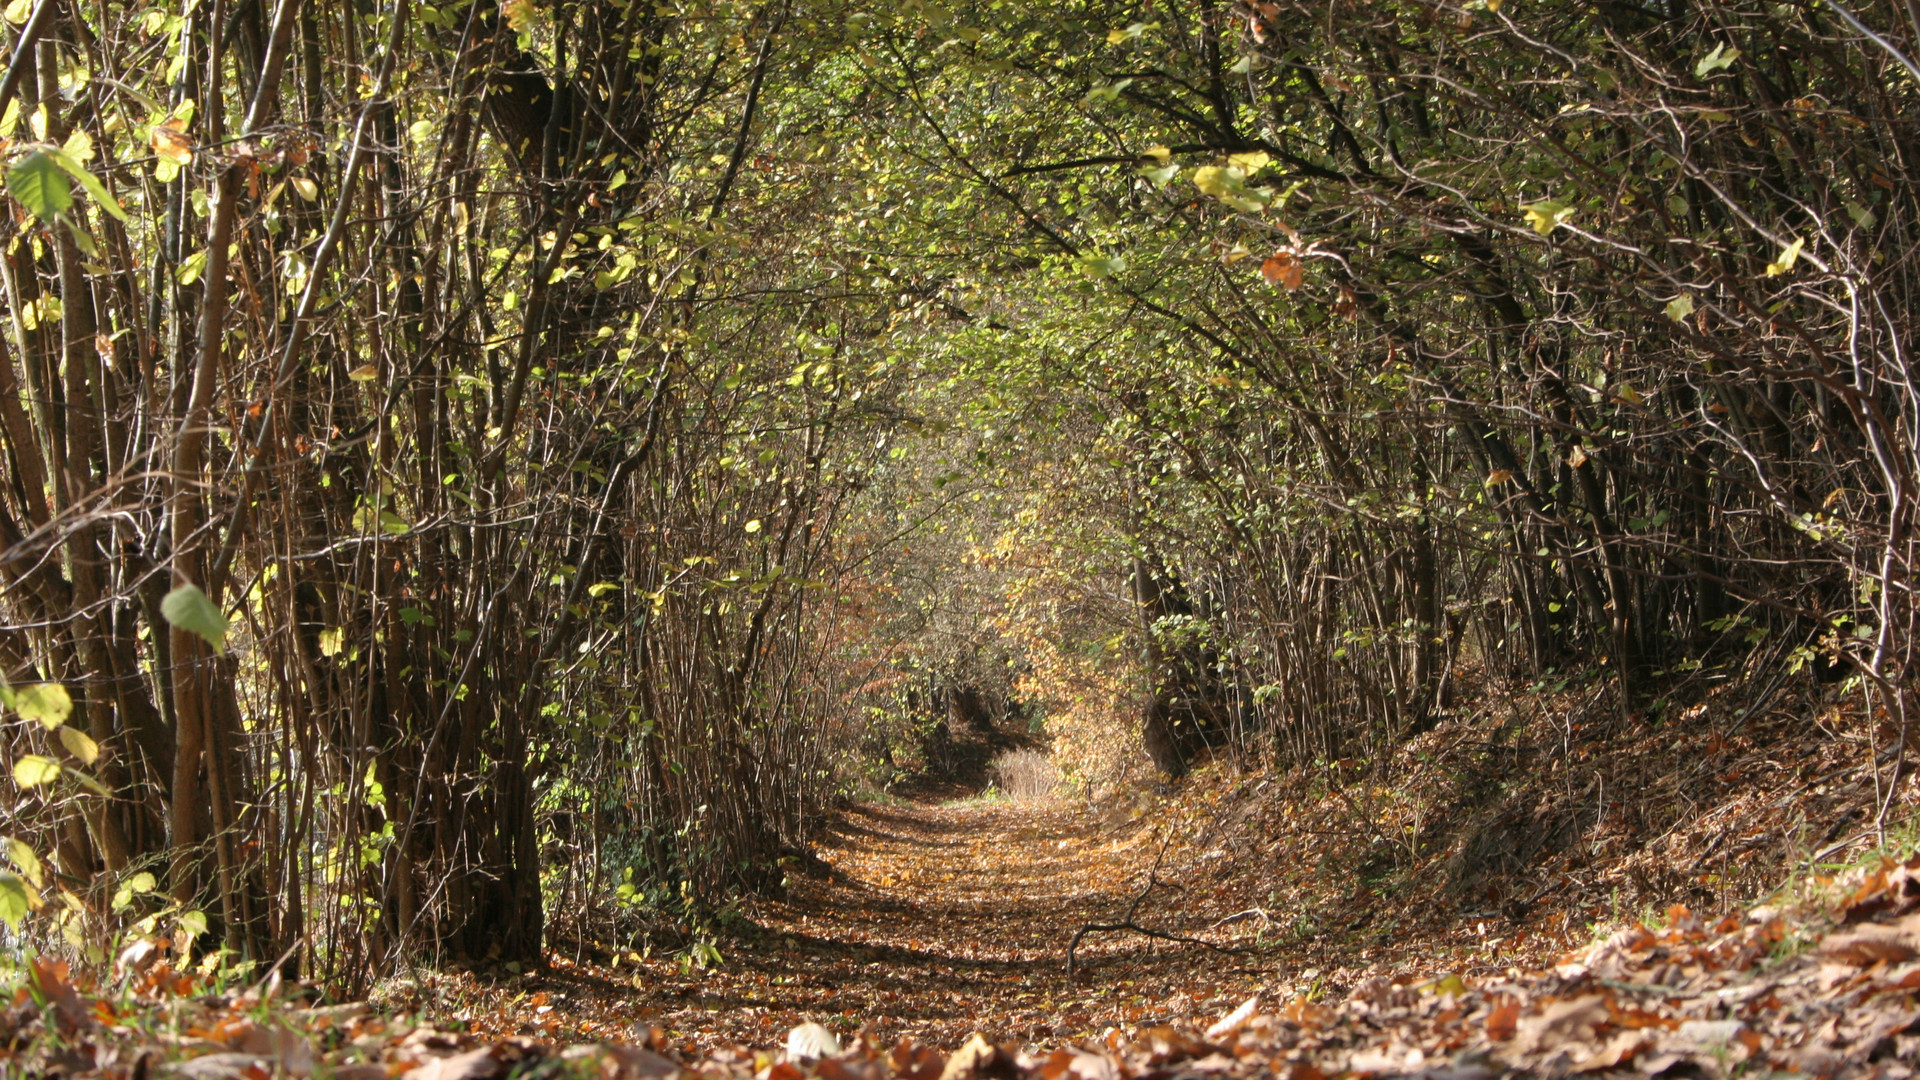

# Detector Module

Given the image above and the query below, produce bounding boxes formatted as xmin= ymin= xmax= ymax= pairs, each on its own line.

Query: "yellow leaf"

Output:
xmin=1142 ymin=145 xmax=1171 ymax=165
xmin=12 ymin=755 xmax=60 ymax=788
xmin=4 ymin=838 xmax=42 ymax=889
xmin=57 ymin=727 xmax=98 ymax=766
xmin=501 ymin=0 xmax=538 ymax=34
xmin=1226 ymin=150 xmax=1270 ymax=171
xmin=12 ymin=684 xmax=71 ymax=728
xmin=347 ymin=364 xmax=378 ymax=383
xmin=1765 ymin=237 xmax=1804 ymax=277
xmin=61 ymin=128 xmax=93 ymax=163
xmin=1521 ymin=199 xmax=1575 ymax=236
xmin=1193 ymin=165 xmax=1229 ymax=197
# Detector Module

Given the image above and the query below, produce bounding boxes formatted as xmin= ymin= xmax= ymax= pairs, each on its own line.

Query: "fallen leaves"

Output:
xmin=11 ymin=755 xmax=1920 ymax=1080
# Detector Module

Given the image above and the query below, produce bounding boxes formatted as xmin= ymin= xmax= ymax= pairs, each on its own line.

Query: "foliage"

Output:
xmin=6 ymin=0 xmax=1920 ymax=992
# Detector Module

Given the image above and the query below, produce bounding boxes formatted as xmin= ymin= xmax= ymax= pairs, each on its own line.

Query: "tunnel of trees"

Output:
xmin=2 ymin=0 xmax=1918 ymax=990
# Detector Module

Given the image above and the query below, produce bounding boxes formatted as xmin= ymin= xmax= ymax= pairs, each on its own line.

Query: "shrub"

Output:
xmin=990 ymin=749 xmax=1062 ymax=801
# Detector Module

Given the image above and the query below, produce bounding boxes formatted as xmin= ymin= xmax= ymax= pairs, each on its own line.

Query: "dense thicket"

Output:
xmin=842 ymin=0 xmax=1920 ymax=783
xmin=0 ymin=0 xmax=914 ymax=984
xmin=2 ymin=0 xmax=1917 ymax=989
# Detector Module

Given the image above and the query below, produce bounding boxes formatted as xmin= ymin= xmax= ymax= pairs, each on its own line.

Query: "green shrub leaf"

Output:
xmin=161 ymin=584 xmax=229 ymax=654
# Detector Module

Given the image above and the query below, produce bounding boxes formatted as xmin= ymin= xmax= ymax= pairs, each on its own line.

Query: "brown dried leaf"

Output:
xmin=151 ymin=126 xmax=195 ymax=166
xmin=403 ymin=1047 xmax=502 ymax=1080
xmin=1819 ymin=915 xmax=1920 ymax=965
xmin=1512 ymin=995 xmax=1607 ymax=1056
xmin=1841 ymin=856 xmax=1920 ymax=922
xmin=939 ymin=1033 xmax=1018 ymax=1080
xmin=1485 ymin=998 xmax=1520 ymax=1042
xmin=1260 ymin=250 xmax=1304 ymax=291
xmin=1205 ymin=996 xmax=1260 ymax=1040
xmin=1572 ymin=1030 xmax=1644 ymax=1073
xmin=890 ymin=1038 xmax=944 ymax=1080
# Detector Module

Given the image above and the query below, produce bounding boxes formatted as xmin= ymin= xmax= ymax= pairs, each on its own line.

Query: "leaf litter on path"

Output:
xmin=7 ymin=797 xmax=1920 ymax=1078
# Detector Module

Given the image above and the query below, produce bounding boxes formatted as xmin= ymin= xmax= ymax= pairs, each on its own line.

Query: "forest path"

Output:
xmin=494 ymin=797 xmax=1276 ymax=1054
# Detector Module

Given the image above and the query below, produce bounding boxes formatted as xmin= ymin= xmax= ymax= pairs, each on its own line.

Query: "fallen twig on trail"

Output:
xmin=1065 ymin=833 xmax=1249 ymax=981
xmin=1206 ymin=908 xmax=1271 ymax=931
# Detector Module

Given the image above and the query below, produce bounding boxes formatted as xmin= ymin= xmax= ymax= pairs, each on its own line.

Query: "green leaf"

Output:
xmin=112 ymin=869 xmax=156 ymax=912
xmin=12 ymin=683 xmax=71 ymax=728
xmin=176 ymin=249 xmax=208 ymax=286
xmin=0 ymin=872 xmax=31 ymax=931
xmin=12 ymin=754 xmax=60 ymax=787
xmin=4 ymin=837 xmax=43 ymax=888
xmin=7 ymin=151 xmax=73 ymax=221
xmin=1139 ymin=163 xmax=1178 ymax=187
xmin=1664 ymin=293 xmax=1694 ymax=322
xmin=58 ymin=726 xmax=98 ymax=765
xmin=46 ymin=147 xmax=130 ymax=221
xmin=1193 ymin=165 xmax=1271 ymax=213
xmin=161 ymin=583 xmax=229 ymax=654
xmin=67 ymin=768 xmax=107 ymax=795
xmin=61 ymin=128 xmax=93 ymax=163
xmin=318 ymin=627 xmax=344 ymax=657
xmin=177 ymin=909 xmax=208 ymax=940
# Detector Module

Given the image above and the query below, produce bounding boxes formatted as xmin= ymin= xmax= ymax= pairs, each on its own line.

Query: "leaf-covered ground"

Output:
xmin=8 ymin=682 xmax=1920 ymax=1078
xmin=396 ymin=797 xmax=1280 ymax=1052
xmin=12 ymin=779 xmax=1920 ymax=1078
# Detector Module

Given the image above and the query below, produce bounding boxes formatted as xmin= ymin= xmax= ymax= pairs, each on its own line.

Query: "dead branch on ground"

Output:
xmin=1065 ymin=833 xmax=1250 ymax=981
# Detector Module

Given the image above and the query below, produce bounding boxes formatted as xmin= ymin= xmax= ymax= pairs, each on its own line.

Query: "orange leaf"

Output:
xmin=151 ymin=127 xmax=194 ymax=166
xmin=1486 ymin=997 xmax=1520 ymax=1041
xmin=1261 ymin=250 xmax=1304 ymax=290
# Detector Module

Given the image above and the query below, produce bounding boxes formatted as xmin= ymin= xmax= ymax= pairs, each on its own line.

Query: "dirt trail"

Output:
xmin=487 ymin=798 xmax=1276 ymax=1053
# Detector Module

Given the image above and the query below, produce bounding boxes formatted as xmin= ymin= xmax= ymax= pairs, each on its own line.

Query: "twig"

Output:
xmin=1065 ymin=834 xmax=1250 ymax=980
xmin=1207 ymin=908 xmax=1272 ymax=931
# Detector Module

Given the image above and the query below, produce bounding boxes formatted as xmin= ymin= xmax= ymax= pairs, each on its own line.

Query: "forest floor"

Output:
xmin=12 ymin=681 xmax=1920 ymax=1077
